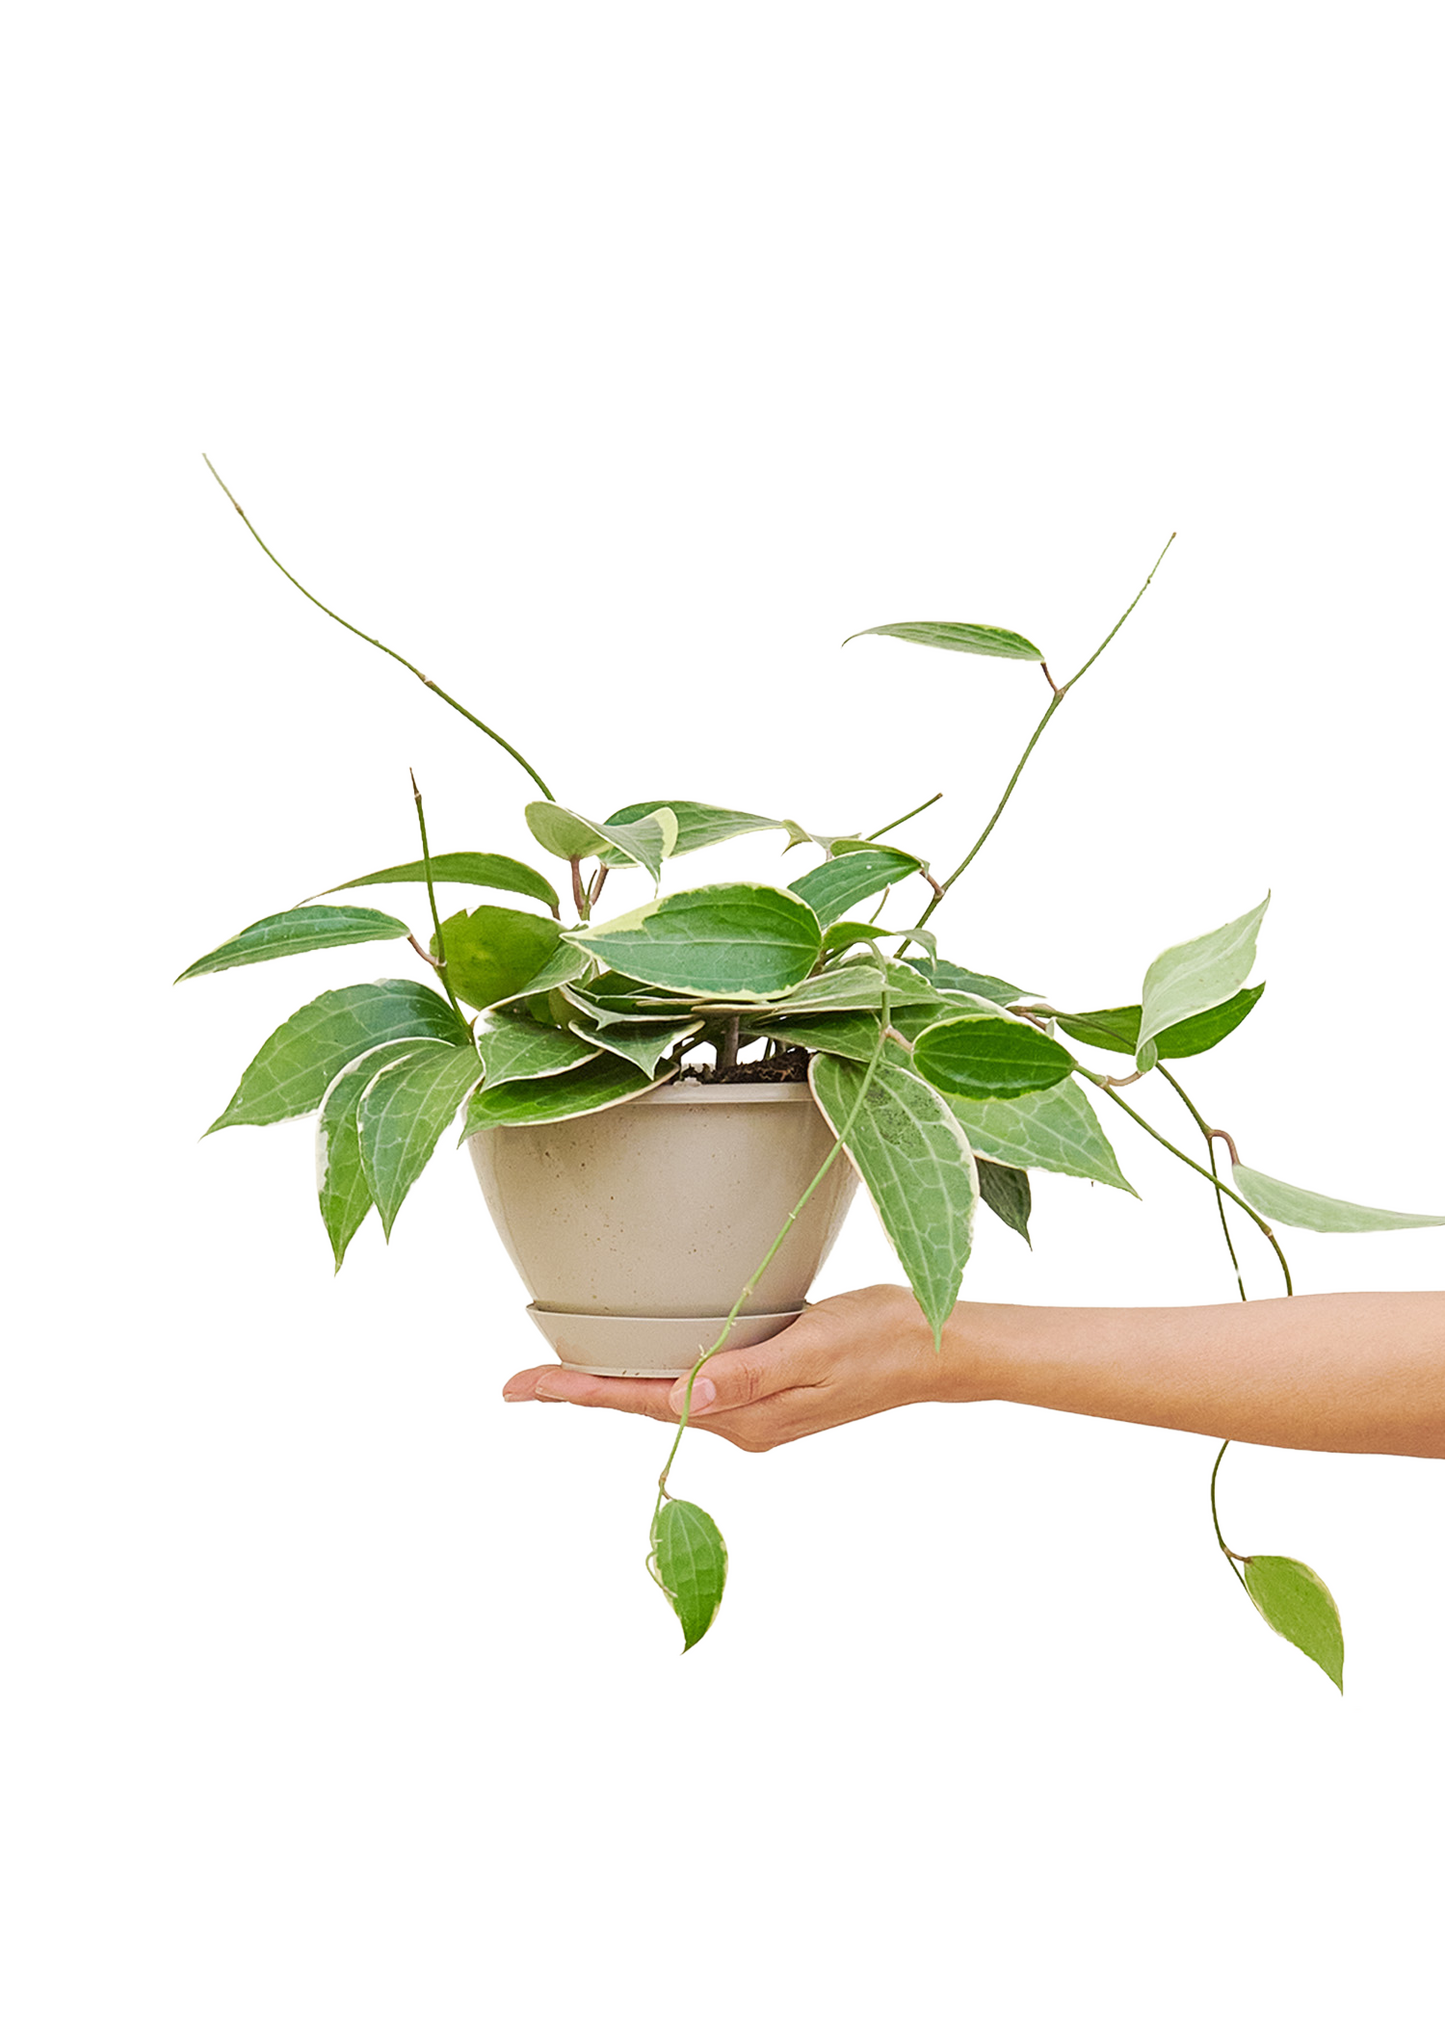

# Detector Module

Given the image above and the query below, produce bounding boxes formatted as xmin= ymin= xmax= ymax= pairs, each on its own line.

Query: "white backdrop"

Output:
xmin=7 ymin=3 xmax=1444 ymax=2018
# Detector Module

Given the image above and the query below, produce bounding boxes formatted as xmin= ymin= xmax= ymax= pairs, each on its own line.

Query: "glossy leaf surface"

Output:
xmin=940 ymin=1078 xmax=1136 ymax=1191
xmin=178 ymin=905 xmax=410 ymax=981
xmin=843 ymin=620 xmax=1044 ymax=660
xmin=356 ymin=1041 xmax=485 ymax=1237
xmin=571 ymin=1016 xmax=702 ymax=1078
xmin=318 ymin=852 xmax=560 ymax=912
xmin=436 ymin=905 xmax=562 ymax=1011
xmin=526 ymin=802 xmax=678 ymax=880
xmin=977 ymin=1159 xmax=1032 ymax=1244
xmin=650 ymin=1499 xmax=728 ymax=1652
xmin=753 ymin=1012 xmax=884 ymax=1062
xmin=209 ymin=982 xmax=467 ymax=1132
xmin=1136 ymin=896 xmax=1269 ymax=1060
xmin=913 ymin=1013 xmax=1074 ymax=1101
xmin=603 ymin=799 xmax=807 ymax=859
xmin=315 ymin=1039 xmax=451 ymax=1268
xmin=902 ymin=955 xmax=1026 ymax=1005
xmin=1230 ymin=1163 xmax=1445 ymax=1233
xmin=462 ymin=1054 xmax=667 ymax=1134
xmin=566 ymin=884 xmax=823 ymax=998
xmin=732 ymin=957 xmax=945 ymax=1019
xmin=787 ymin=846 xmax=922 ymax=929
xmin=1059 ymin=985 xmax=1266 ymax=1059
xmin=810 ymin=1051 xmax=977 ymax=1345
xmin=1243 ymin=1556 xmax=1344 ymax=1691
xmin=476 ymin=1013 xmax=601 ymax=1089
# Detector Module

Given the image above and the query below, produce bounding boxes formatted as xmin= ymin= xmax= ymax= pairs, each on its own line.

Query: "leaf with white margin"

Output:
xmin=316 ymin=1038 xmax=451 ymax=1268
xmin=753 ymin=1011 xmax=884 ymax=1062
xmin=938 ymin=1077 xmax=1137 ymax=1192
xmin=842 ymin=620 xmax=1044 ymax=660
xmin=569 ymin=1016 xmax=702 ymax=1078
xmin=810 ymin=1050 xmax=978 ymax=1346
xmin=315 ymin=851 xmax=560 ymax=913
xmin=902 ymin=955 xmax=1029 ymax=1005
xmin=1230 ymin=1163 xmax=1445 ymax=1234
xmin=461 ymin=1055 xmax=672 ymax=1135
xmin=1136 ymin=896 xmax=1269 ymax=1065
xmin=177 ymin=904 xmax=411 ymax=981
xmin=787 ymin=846 xmax=923 ymax=929
xmin=724 ymin=956 xmax=946 ymax=1019
xmin=1243 ymin=1556 xmax=1344 ymax=1692
xmin=208 ymin=981 xmax=468 ymax=1132
xmin=475 ymin=1014 xmax=601 ymax=1089
xmin=356 ymin=1041 xmax=485 ymax=1237
xmin=603 ymin=799 xmax=812 ymax=859
xmin=525 ymin=802 xmax=678 ymax=881
xmin=565 ymin=883 xmax=822 ymax=998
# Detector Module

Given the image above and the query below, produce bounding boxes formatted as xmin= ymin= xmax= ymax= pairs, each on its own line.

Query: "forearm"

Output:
xmin=942 ymin=1291 xmax=1445 ymax=1458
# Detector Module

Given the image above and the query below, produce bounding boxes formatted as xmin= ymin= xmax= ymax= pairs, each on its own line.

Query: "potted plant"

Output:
xmin=183 ymin=464 xmax=1443 ymax=1673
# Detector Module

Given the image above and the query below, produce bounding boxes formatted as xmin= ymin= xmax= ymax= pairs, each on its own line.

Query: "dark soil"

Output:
xmin=679 ymin=1048 xmax=812 ymax=1085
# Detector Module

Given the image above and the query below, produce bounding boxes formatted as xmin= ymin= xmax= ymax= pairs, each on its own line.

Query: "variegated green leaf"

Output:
xmin=913 ymin=1013 xmax=1075 ymax=1101
xmin=728 ymin=957 xmax=945 ymax=1019
xmin=902 ymin=955 xmax=1027 ymax=1005
xmin=1136 ymin=896 xmax=1269 ymax=1062
xmin=570 ymin=1016 xmax=702 ymax=1078
xmin=208 ymin=982 xmax=467 ymax=1132
xmin=462 ymin=1055 xmax=669 ymax=1134
xmin=316 ymin=1038 xmax=452 ymax=1268
xmin=603 ymin=799 xmax=808 ymax=859
xmin=937 ymin=1077 xmax=1136 ymax=1192
xmin=178 ymin=905 xmax=411 ymax=981
xmin=650 ymin=1498 xmax=728 ymax=1652
xmin=753 ymin=1012 xmax=884 ymax=1062
xmin=356 ymin=1041 xmax=485 ymax=1236
xmin=809 ymin=1051 xmax=977 ymax=1344
xmin=787 ymin=846 xmax=922 ymax=929
xmin=1058 ymin=985 xmax=1266 ymax=1060
xmin=315 ymin=851 xmax=560 ymax=913
xmin=1230 ymin=1164 xmax=1445 ymax=1234
xmin=436 ymin=905 xmax=563 ymax=1011
xmin=475 ymin=1014 xmax=601 ymax=1088
xmin=526 ymin=802 xmax=678 ymax=881
xmin=843 ymin=620 xmax=1043 ymax=659
xmin=1243 ymin=1556 xmax=1344 ymax=1691
xmin=566 ymin=884 xmax=823 ymax=998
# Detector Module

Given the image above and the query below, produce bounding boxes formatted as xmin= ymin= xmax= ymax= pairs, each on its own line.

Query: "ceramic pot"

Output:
xmin=467 ymin=1080 xmax=857 ymax=1377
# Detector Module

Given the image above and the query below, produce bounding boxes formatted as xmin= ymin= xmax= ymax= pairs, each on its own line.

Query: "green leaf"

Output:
xmin=810 ymin=1051 xmax=977 ymax=1344
xmin=208 ymin=982 xmax=467 ymax=1132
xmin=843 ymin=620 xmax=1044 ymax=661
xmin=436 ymin=905 xmax=563 ymax=1011
xmin=819 ymin=920 xmax=890 ymax=954
xmin=315 ymin=851 xmax=560 ymax=913
xmin=492 ymin=941 xmax=593 ymax=1003
xmin=650 ymin=1499 xmax=728 ymax=1652
xmin=462 ymin=1054 xmax=668 ymax=1134
xmin=561 ymin=972 xmax=679 ymax=1026
xmin=177 ymin=905 xmax=411 ymax=981
xmin=316 ymin=1038 xmax=451 ymax=1268
xmin=525 ymin=802 xmax=678 ymax=881
xmin=787 ymin=846 xmax=923 ymax=929
xmin=902 ymin=955 xmax=1027 ymax=1005
xmin=1136 ymin=896 xmax=1269 ymax=1062
xmin=977 ymin=1159 xmax=1032 ymax=1245
xmin=753 ymin=1012 xmax=884 ymax=1062
xmin=570 ymin=1016 xmax=702 ymax=1078
xmin=566 ymin=884 xmax=823 ymax=998
xmin=356 ymin=1041 xmax=485 ymax=1237
xmin=939 ymin=1078 xmax=1136 ymax=1192
xmin=604 ymin=799 xmax=806 ymax=859
xmin=735 ymin=957 xmax=946 ymax=1019
xmin=1058 ymin=985 xmax=1266 ymax=1060
xmin=475 ymin=1013 xmax=601 ymax=1089
xmin=912 ymin=1013 xmax=1075 ymax=1101
xmin=1230 ymin=1163 xmax=1445 ymax=1234
xmin=1242 ymin=1556 xmax=1344 ymax=1692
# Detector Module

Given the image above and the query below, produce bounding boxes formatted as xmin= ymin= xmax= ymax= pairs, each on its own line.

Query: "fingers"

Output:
xmin=503 ymin=1365 xmax=679 ymax=1420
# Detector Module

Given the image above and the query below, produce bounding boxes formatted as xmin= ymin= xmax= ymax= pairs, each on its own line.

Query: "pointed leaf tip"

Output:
xmin=650 ymin=1499 xmax=728 ymax=1651
xmin=843 ymin=621 xmax=1044 ymax=661
xmin=1242 ymin=1555 xmax=1344 ymax=1691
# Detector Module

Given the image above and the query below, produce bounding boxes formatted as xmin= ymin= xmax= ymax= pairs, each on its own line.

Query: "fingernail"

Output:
xmin=670 ymin=1376 xmax=716 ymax=1415
xmin=502 ymin=1390 xmax=531 ymax=1403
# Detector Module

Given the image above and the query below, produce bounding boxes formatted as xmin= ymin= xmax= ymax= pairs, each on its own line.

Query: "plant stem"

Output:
xmin=865 ymin=791 xmax=943 ymax=842
xmin=1209 ymin=1441 xmax=1249 ymax=1590
xmin=1158 ymin=1066 xmax=1246 ymax=1302
xmin=910 ymin=534 xmax=1177 ymax=935
xmin=202 ymin=457 xmax=557 ymax=801
xmin=410 ymin=770 xmax=465 ymax=1024
xmin=716 ymin=1015 xmax=740 ymax=1074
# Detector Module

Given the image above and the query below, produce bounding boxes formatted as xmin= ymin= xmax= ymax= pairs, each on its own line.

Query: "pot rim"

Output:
xmin=634 ymin=1079 xmax=817 ymax=1106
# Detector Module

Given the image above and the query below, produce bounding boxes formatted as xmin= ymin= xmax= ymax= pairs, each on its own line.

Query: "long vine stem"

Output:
xmin=202 ymin=457 xmax=557 ymax=801
xmin=653 ymin=973 xmax=894 ymax=1515
xmin=865 ymin=790 xmax=942 ymax=842
xmin=911 ymin=534 xmax=1176 ymax=935
xmin=410 ymin=770 xmax=465 ymax=1025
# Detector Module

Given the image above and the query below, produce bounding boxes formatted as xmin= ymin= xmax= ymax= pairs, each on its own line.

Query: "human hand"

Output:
xmin=501 ymin=1283 xmax=959 ymax=1451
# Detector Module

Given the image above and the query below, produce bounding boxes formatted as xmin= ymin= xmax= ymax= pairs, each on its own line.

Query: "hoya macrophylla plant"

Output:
xmin=185 ymin=463 xmax=1445 ymax=1674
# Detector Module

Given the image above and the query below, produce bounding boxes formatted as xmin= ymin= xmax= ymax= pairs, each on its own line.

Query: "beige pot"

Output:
xmin=468 ymin=1080 xmax=857 ymax=1377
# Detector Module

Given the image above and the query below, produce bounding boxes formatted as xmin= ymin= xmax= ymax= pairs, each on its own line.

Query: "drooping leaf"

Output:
xmin=208 ymin=981 xmax=468 ymax=1132
xmin=754 ymin=1012 xmax=884 ymax=1062
xmin=902 ymin=955 xmax=1027 ymax=1005
xmin=178 ymin=905 xmax=411 ymax=981
xmin=316 ymin=1038 xmax=451 ymax=1268
xmin=939 ymin=1078 xmax=1136 ymax=1192
xmin=435 ymin=905 xmax=563 ymax=1011
xmin=525 ymin=802 xmax=678 ymax=881
xmin=356 ymin=1041 xmax=485 ymax=1237
xmin=461 ymin=1054 xmax=669 ymax=1134
xmin=475 ymin=1013 xmax=601 ymax=1089
xmin=315 ymin=852 xmax=560 ymax=913
xmin=819 ymin=920 xmax=890 ymax=955
xmin=726 ymin=957 xmax=946 ymax=1019
xmin=1230 ymin=1163 xmax=1445 ymax=1234
xmin=561 ymin=972 xmax=683 ymax=1026
xmin=976 ymin=1159 xmax=1032 ymax=1244
xmin=890 ymin=991 xmax=1024 ymax=1040
xmin=843 ymin=620 xmax=1044 ymax=661
xmin=787 ymin=846 xmax=923 ymax=929
xmin=912 ymin=1013 xmax=1075 ymax=1101
xmin=1136 ymin=896 xmax=1270 ymax=1063
xmin=1243 ymin=1556 xmax=1344 ymax=1692
xmin=650 ymin=1498 xmax=728 ymax=1652
xmin=565 ymin=884 xmax=823 ymax=998
xmin=570 ymin=1016 xmax=702 ymax=1078
xmin=603 ymin=799 xmax=808 ymax=859
xmin=809 ymin=1051 xmax=977 ymax=1345
xmin=493 ymin=940 xmax=594 ymax=1003
xmin=1058 ymin=985 xmax=1266 ymax=1060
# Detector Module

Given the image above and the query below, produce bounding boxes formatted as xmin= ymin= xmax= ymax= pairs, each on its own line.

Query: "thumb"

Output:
xmin=666 ymin=1314 xmax=820 ymax=1418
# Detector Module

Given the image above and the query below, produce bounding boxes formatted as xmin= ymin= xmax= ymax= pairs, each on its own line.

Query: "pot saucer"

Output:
xmin=526 ymin=1304 xmax=807 ymax=1379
